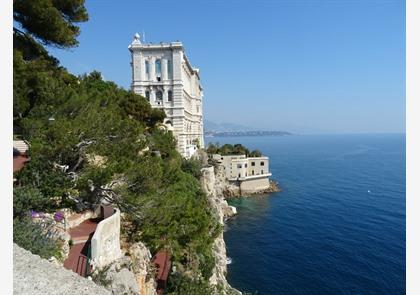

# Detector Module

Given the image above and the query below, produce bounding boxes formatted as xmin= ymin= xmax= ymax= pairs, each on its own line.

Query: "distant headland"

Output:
xmin=205 ymin=130 xmax=292 ymax=137
xmin=204 ymin=120 xmax=292 ymax=137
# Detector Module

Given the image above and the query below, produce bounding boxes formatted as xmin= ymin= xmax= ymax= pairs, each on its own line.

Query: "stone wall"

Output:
xmin=91 ymin=208 xmax=122 ymax=269
xmin=240 ymin=177 xmax=270 ymax=193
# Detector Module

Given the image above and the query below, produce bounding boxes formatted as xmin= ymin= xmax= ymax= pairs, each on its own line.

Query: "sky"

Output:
xmin=47 ymin=0 xmax=405 ymax=134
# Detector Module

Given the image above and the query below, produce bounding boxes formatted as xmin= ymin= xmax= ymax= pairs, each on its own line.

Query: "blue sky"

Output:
xmin=47 ymin=0 xmax=405 ymax=134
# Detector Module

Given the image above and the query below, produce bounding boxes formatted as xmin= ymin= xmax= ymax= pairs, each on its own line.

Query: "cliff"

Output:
xmin=200 ymin=166 xmax=240 ymax=295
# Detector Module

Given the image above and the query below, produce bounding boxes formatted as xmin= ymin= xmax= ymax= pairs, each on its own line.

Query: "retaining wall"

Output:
xmin=91 ymin=208 xmax=122 ymax=269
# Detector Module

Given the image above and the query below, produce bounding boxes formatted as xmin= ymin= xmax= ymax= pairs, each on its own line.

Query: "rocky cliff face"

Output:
xmin=128 ymin=242 xmax=157 ymax=295
xmin=96 ymin=241 xmax=157 ymax=295
xmin=200 ymin=166 xmax=241 ymax=295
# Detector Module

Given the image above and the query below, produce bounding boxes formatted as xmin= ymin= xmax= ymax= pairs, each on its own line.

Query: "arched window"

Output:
xmin=168 ymin=90 xmax=173 ymax=101
xmin=156 ymin=90 xmax=163 ymax=100
xmin=155 ymin=59 xmax=161 ymax=79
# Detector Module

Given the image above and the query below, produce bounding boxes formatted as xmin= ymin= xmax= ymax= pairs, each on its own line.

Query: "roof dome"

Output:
xmin=132 ymin=33 xmax=141 ymax=45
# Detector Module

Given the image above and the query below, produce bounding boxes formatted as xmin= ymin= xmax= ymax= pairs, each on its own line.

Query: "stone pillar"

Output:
xmin=150 ymin=89 xmax=155 ymax=104
xmin=140 ymin=55 xmax=145 ymax=81
xmin=132 ymin=52 xmax=142 ymax=82
xmin=162 ymin=59 xmax=168 ymax=81
xmin=162 ymin=86 xmax=167 ymax=103
xmin=172 ymin=49 xmax=183 ymax=81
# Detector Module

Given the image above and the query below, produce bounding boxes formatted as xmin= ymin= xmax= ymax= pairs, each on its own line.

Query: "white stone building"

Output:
xmin=212 ymin=154 xmax=272 ymax=193
xmin=128 ymin=33 xmax=204 ymax=157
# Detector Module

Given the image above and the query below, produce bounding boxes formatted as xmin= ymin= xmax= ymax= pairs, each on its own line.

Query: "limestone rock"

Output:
xmin=14 ymin=243 xmax=111 ymax=295
xmin=107 ymin=267 xmax=139 ymax=295
xmin=129 ymin=242 xmax=157 ymax=295
xmin=103 ymin=257 xmax=140 ymax=295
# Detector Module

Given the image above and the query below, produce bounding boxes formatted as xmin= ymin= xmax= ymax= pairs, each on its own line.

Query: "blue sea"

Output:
xmin=206 ymin=134 xmax=405 ymax=295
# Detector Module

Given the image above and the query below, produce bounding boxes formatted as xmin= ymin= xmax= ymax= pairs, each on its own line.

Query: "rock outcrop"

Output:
xmin=14 ymin=243 xmax=111 ymax=295
xmin=101 ymin=257 xmax=140 ymax=295
xmin=201 ymin=165 xmax=237 ymax=224
xmin=104 ymin=258 xmax=140 ymax=295
xmin=128 ymin=242 xmax=157 ymax=295
xmin=95 ymin=241 xmax=157 ymax=295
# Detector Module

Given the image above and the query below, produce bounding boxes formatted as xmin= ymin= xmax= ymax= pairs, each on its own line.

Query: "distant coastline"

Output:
xmin=205 ymin=130 xmax=293 ymax=137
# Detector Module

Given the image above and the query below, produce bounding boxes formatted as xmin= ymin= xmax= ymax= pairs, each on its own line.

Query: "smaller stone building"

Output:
xmin=212 ymin=154 xmax=272 ymax=193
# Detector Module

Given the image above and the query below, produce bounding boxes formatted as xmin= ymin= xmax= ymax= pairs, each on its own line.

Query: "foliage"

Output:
xmin=181 ymin=158 xmax=202 ymax=179
xmin=14 ymin=156 xmax=74 ymax=215
xmin=14 ymin=0 xmax=89 ymax=48
xmin=192 ymin=138 xmax=201 ymax=149
xmin=91 ymin=264 xmax=113 ymax=287
xmin=206 ymin=142 xmax=263 ymax=157
xmin=14 ymin=185 xmax=50 ymax=217
xmin=166 ymin=272 xmax=215 ymax=295
xmin=13 ymin=217 xmax=61 ymax=259
xmin=248 ymin=149 xmax=262 ymax=157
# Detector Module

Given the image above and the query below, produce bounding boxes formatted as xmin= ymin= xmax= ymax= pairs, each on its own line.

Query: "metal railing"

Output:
xmin=85 ymin=243 xmax=92 ymax=277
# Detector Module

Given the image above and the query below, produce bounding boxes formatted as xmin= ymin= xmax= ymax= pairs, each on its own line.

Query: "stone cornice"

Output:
xmin=128 ymin=42 xmax=183 ymax=52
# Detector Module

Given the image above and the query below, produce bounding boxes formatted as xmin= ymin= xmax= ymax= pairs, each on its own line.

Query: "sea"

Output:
xmin=205 ymin=134 xmax=405 ymax=295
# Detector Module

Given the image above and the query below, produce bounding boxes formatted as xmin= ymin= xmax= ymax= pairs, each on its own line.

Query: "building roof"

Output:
xmin=13 ymin=140 xmax=29 ymax=155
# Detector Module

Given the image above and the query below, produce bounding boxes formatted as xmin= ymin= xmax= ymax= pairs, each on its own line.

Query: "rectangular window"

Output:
xmin=145 ymin=91 xmax=150 ymax=101
xmin=261 ymin=170 xmax=264 ymax=174
xmin=155 ymin=59 xmax=161 ymax=78
xmin=245 ymin=163 xmax=248 ymax=168
xmin=168 ymin=90 xmax=173 ymax=101
xmin=167 ymin=60 xmax=173 ymax=79
xmin=251 ymin=162 xmax=255 ymax=166
xmin=145 ymin=61 xmax=150 ymax=79
xmin=261 ymin=162 xmax=265 ymax=166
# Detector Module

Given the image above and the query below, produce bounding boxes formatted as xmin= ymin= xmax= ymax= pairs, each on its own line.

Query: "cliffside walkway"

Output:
xmin=63 ymin=218 xmax=101 ymax=277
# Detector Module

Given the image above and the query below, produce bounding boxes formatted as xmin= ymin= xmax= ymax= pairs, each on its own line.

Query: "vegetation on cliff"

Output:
xmin=206 ymin=142 xmax=262 ymax=157
xmin=13 ymin=1 xmax=220 ymax=292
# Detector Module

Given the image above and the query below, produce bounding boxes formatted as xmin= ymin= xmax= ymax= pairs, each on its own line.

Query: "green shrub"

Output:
xmin=249 ymin=149 xmax=262 ymax=157
xmin=91 ymin=264 xmax=112 ymax=287
xmin=13 ymin=186 xmax=45 ymax=218
xmin=13 ymin=217 xmax=61 ymax=259
xmin=181 ymin=158 xmax=202 ymax=179
xmin=206 ymin=143 xmax=263 ymax=157
xmin=166 ymin=272 xmax=215 ymax=295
